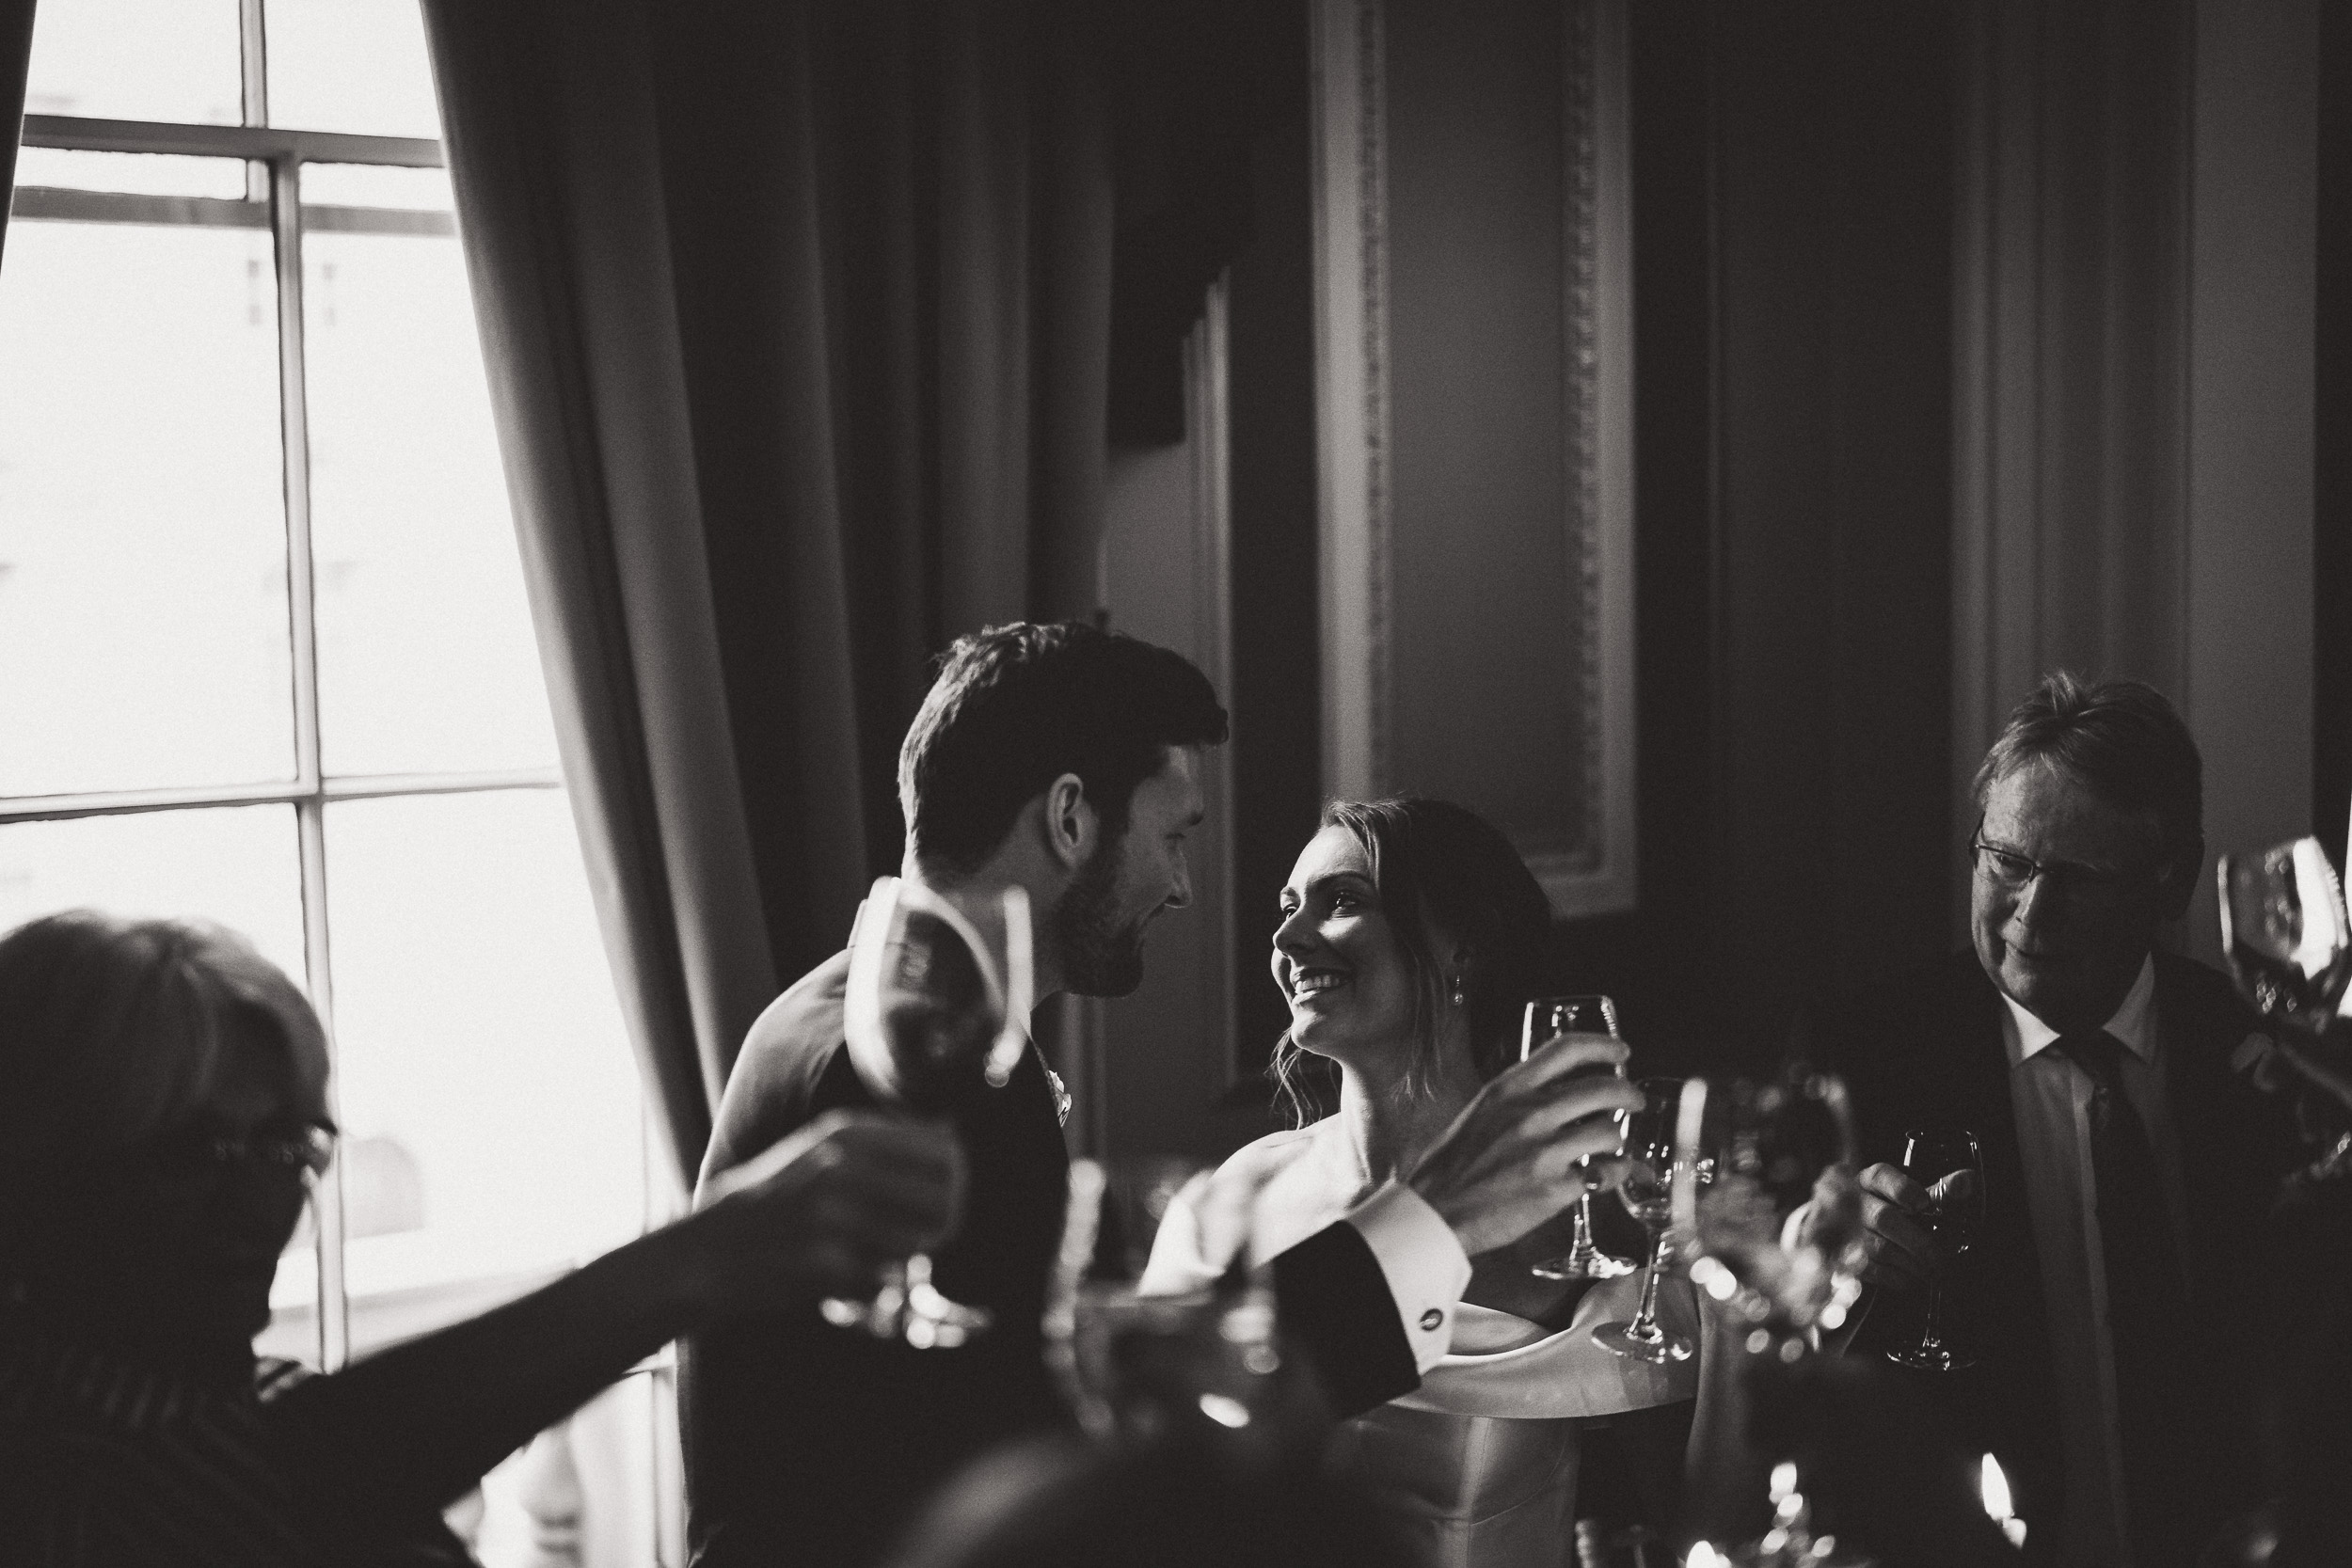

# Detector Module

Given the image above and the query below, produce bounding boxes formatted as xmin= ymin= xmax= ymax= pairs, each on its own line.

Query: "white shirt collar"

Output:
xmin=2000 ymin=952 xmax=2157 ymax=1065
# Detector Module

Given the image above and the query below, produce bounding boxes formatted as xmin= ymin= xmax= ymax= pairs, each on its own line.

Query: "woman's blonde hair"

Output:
xmin=0 ymin=911 xmax=326 ymax=1159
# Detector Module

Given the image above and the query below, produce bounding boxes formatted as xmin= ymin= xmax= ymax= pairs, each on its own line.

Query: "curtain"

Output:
xmin=419 ymin=0 xmax=1115 ymax=1190
xmin=2 ymin=0 xmax=34 ymax=267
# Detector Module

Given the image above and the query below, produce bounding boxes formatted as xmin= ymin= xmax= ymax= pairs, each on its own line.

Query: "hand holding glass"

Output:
xmin=1521 ymin=996 xmax=1637 ymax=1282
xmin=822 ymin=876 xmax=1032 ymax=1348
xmin=1882 ymin=1129 xmax=1983 ymax=1373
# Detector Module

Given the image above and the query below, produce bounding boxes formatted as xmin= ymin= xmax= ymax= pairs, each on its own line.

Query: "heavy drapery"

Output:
xmin=421 ymin=0 xmax=1117 ymax=1189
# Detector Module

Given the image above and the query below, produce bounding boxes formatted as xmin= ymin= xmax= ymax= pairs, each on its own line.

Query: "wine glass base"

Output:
xmin=1530 ymin=1248 xmax=1638 ymax=1282
xmin=1883 ymin=1343 xmax=1978 ymax=1373
xmin=1591 ymin=1320 xmax=1692 ymax=1364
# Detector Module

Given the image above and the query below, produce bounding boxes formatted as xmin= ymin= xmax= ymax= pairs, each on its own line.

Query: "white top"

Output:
xmin=1143 ymin=1119 xmax=1699 ymax=1568
xmin=1997 ymin=954 xmax=2185 ymax=1568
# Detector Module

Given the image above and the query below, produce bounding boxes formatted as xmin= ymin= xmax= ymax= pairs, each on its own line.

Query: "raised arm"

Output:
xmin=266 ymin=1111 xmax=961 ymax=1533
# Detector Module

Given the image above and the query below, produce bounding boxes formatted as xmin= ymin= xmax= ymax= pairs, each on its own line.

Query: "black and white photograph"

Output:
xmin=2 ymin=1 xmax=2347 ymax=1564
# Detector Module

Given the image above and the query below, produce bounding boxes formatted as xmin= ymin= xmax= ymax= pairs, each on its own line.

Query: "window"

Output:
xmin=3 ymin=0 xmax=650 ymax=1370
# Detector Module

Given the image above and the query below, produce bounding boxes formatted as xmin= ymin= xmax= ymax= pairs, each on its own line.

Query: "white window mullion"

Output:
xmin=270 ymin=148 xmax=349 ymax=1371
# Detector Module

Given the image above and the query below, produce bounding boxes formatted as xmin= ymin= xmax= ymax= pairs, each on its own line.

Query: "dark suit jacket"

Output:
xmin=1814 ymin=949 xmax=2296 ymax=1565
xmin=679 ymin=951 xmax=1423 ymax=1568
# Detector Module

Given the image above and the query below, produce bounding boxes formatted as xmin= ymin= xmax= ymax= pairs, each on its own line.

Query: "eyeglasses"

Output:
xmin=1969 ymin=825 xmax=2162 ymax=906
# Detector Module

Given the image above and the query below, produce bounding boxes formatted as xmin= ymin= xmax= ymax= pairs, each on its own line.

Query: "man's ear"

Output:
xmin=1041 ymin=772 xmax=1099 ymax=871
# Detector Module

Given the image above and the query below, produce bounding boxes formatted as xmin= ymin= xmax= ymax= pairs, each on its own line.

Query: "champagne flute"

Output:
xmin=1883 ymin=1128 xmax=1983 ymax=1373
xmin=1523 ymin=995 xmax=1637 ymax=1281
xmin=1593 ymin=1077 xmax=1702 ymax=1363
xmin=820 ymin=875 xmax=1033 ymax=1348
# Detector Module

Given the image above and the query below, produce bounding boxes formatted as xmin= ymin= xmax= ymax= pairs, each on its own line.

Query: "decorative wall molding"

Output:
xmin=1311 ymin=0 xmax=1636 ymax=918
xmin=1310 ymin=0 xmax=1393 ymax=808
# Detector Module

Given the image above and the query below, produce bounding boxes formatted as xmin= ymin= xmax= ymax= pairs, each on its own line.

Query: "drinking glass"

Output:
xmin=1883 ymin=1129 xmax=1983 ymax=1373
xmin=1593 ymin=1077 xmax=1702 ymax=1363
xmin=1687 ymin=1067 xmax=1867 ymax=1350
xmin=1044 ymin=1158 xmax=1298 ymax=1459
xmin=2218 ymin=838 xmax=2352 ymax=1038
xmin=819 ymin=876 xmax=1033 ymax=1348
xmin=1523 ymin=995 xmax=1637 ymax=1281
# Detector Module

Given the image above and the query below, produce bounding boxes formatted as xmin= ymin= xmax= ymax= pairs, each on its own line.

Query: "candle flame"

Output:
xmin=1769 ymin=1460 xmax=1798 ymax=1501
xmin=1685 ymin=1545 xmax=1727 ymax=1568
xmin=1980 ymin=1452 xmax=2013 ymax=1520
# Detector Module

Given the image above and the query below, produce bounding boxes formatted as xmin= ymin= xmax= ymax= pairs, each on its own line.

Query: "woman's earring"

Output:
xmin=1449 ymin=975 xmax=1467 ymax=1006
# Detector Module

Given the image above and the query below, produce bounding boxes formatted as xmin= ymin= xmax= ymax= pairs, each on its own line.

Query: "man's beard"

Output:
xmin=1051 ymin=837 xmax=1147 ymax=997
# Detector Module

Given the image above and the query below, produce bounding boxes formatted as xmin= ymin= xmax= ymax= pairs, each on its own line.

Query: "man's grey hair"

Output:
xmin=1972 ymin=671 xmax=2203 ymax=858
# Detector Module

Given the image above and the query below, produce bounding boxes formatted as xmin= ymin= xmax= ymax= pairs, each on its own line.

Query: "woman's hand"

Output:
xmin=688 ymin=1109 xmax=966 ymax=1310
xmin=1406 ymin=1032 xmax=1643 ymax=1259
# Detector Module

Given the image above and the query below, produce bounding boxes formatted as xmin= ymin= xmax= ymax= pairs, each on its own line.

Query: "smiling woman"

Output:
xmin=1148 ymin=796 xmax=1696 ymax=1568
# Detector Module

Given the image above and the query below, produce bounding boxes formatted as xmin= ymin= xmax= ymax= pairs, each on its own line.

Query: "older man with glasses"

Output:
xmin=1817 ymin=673 xmax=2297 ymax=1568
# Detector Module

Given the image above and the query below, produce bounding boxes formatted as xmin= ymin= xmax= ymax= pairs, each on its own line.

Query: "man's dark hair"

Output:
xmin=1972 ymin=672 xmax=2203 ymax=856
xmin=898 ymin=622 xmax=1229 ymax=874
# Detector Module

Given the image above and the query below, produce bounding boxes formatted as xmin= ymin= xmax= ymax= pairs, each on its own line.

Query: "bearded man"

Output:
xmin=679 ymin=623 xmax=1637 ymax=1566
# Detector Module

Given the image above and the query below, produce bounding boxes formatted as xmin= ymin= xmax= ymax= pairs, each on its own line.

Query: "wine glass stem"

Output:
xmin=1919 ymin=1279 xmax=1947 ymax=1351
xmin=1569 ymin=1189 xmax=1599 ymax=1262
xmin=1628 ymin=1229 xmax=1669 ymax=1338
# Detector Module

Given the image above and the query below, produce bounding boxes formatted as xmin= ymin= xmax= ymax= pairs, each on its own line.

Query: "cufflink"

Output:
xmin=1419 ymin=1308 xmax=1443 ymax=1332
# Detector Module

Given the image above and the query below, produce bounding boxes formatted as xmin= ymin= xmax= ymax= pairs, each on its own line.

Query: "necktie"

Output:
xmin=2050 ymin=1030 xmax=2195 ymax=1566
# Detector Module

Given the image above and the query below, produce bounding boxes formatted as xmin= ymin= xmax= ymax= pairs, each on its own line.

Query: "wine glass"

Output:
xmin=1523 ymin=995 xmax=1637 ymax=1281
xmin=819 ymin=875 xmax=1033 ymax=1348
xmin=1593 ymin=1077 xmax=1703 ymax=1363
xmin=2218 ymin=837 xmax=2352 ymax=1037
xmin=1687 ymin=1067 xmax=1868 ymax=1350
xmin=1883 ymin=1128 xmax=1983 ymax=1373
xmin=1044 ymin=1158 xmax=1295 ymax=1455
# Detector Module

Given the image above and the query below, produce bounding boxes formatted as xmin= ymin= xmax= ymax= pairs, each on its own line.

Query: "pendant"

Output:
xmin=1044 ymin=1065 xmax=1072 ymax=1127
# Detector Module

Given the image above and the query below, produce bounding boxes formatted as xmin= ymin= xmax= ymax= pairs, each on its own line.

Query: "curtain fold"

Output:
xmin=420 ymin=0 xmax=1117 ymax=1188
xmin=2 ymin=0 xmax=35 ymax=268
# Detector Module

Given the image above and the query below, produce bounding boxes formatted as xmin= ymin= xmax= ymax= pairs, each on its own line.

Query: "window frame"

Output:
xmin=2 ymin=19 xmax=564 ymax=1371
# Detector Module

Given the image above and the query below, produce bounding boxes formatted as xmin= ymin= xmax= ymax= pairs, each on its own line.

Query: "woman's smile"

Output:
xmin=1289 ymin=965 xmax=1351 ymax=1004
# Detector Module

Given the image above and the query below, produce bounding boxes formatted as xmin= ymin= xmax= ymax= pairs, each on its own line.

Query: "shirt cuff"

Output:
xmin=1342 ymin=1182 xmax=1474 ymax=1373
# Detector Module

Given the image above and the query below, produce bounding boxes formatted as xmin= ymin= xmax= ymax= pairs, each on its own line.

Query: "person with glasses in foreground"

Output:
xmin=1814 ymin=673 xmax=2296 ymax=1568
xmin=0 ymin=911 xmax=964 ymax=1567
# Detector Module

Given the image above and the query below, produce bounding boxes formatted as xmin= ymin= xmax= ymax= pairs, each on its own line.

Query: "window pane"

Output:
xmin=24 ymin=0 xmax=245 ymax=125
xmin=0 ymin=221 xmax=296 ymax=796
xmin=304 ymin=229 xmax=556 ymax=776
xmin=322 ymin=791 xmax=644 ymax=1321
xmin=0 ymin=805 xmax=307 ymax=982
xmin=12 ymin=148 xmax=252 ymax=200
xmin=301 ymin=161 xmax=452 ymax=212
xmin=264 ymin=0 xmax=441 ymax=140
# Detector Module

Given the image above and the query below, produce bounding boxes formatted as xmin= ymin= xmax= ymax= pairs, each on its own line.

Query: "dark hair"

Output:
xmin=1270 ymin=798 xmax=1553 ymax=1125
xmin=1972 ymin=672 xmax=2203 ymax=860
xmin=898 ymin=622 xmax=1229 ymax=874
xmin=0 ymin=911 xmax=326 ymax=1160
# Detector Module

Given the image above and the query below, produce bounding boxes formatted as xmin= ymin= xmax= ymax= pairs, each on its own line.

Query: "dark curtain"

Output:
xmin=420 ymin=0 xmax=1116 ymax=1190
xmin=2 ymin=0 xmax=33 ymax=266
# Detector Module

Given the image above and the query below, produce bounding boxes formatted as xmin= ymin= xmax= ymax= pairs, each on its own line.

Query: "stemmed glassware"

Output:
xmin=2218 ymin=836 xmax=2352 ymax=1172
xmin=1522 ymin=995 xmax=1636 ymax=1281
xmin=1680 ymin=1069 xmax=1877 ymax=1568
xmin=1882 ymin=1129 xmax=1983 ymax=1373
xmin=1686 ymin=1067 xmax=1867 ymax=1350
xmin=1593 ymin=1077 xmax=1703 ymax=1364
xmin=2218 ymin=837 xmax=2352 ymax=1037
xmin=820 ymin=875 xmax=1032 ymax=1348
